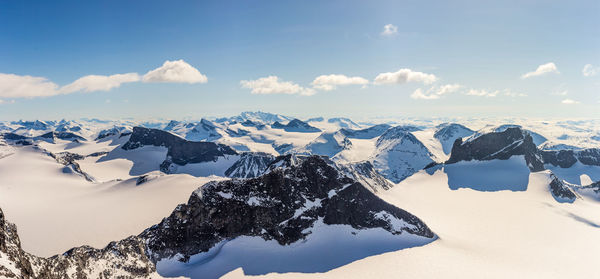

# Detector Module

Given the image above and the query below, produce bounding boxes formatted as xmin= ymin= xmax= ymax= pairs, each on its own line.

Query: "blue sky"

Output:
xmin=0 ymin=0 xmax=599 ymax=120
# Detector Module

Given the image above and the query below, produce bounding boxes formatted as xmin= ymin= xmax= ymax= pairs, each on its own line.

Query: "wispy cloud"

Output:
xmin=582 ymin=64 xmax=599 ymax=77
xmin=503 ymin=89 xmax=527 ymax=97
xmin=374 ymin=69 xmax=437 ymax=85
xmin=561 ymin=98 xmax=580 ymax=104
xmin=143 ymin=60 xmax=207 ymax=84
xmin=465 ymin=89 xmax=499 ymax=97
xmin=411 ymin=84 xmax=462 ymax=100
xmin=381 ymin=24 xmax=398 ymax=36
xmin=521 ymin=62 xmax=559 ymax=79
xmin=241 ymin=76 xmax=315 ymax=96
xmin=60 ymin=73 xmax=140 ymax=94
xmin=311 ymin=74 xmax=368 ymax=91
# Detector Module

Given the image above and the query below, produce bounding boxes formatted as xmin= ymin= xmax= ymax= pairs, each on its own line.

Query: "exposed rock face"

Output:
xmin=371 ymin=126 xmax=434 ymax=183
xmin=446 ymin=127 xmax=544 ymax=172
xmin=141 ymin=155 xmax=434 ymax=262
xmin=224 ymin=152 xmax=276 ymax=178
xmin=96 ymin=126 xmax=132 ymax=140
xmin=39 ymin=131 xmax=86 ymax=142
xmin=0 ymin=208 xmax=158 ymax=279
xmin=548 ymin=174 xmax=577 ymax=203
xmin=273 ymin=143 xmax=294 ymax=155
xmin=340 ymin=124 xmax=392 ymax=139
xmin=122 ymin=127 xmax=237 ymax=172
xmin=541 ymin=148 xmax=600 ymax=168
xmin=46 ymin=150 xmax=99 ymax=182
xmin=271 ymin=119 xmax=321 ymax=133
xmin=339 ymin=161 xmax=393 ymax=193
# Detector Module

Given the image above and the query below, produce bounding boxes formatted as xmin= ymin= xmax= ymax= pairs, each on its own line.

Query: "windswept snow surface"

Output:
xmin=220 ymin=169 xmax=600 ymax=279
xmin=156 ymin=219 xmax=433 ymax=279
xmin=0 ymin=146 xmax=224 ymax=257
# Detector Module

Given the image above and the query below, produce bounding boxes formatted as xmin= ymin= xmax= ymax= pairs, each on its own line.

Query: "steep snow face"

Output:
xmin=340 ymin=124 xmax=392 ymax=139
xmin=370 ymin=127 xmax=434 ymax=183
xmin=433 ymin=123 xmax=474 ymax=155
xmin=298 ymin=131 xmax=352 ymax=158
xmin=443 ymin=156 xmax=531 ymax=192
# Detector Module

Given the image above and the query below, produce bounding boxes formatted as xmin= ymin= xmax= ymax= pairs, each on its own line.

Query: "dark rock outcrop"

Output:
xmin=122 ymin=127 xmax=237 ymax=170
xmin=549 ymin=174 xmax=577 ymax=203
xmin=271 ymin=119 xmax=321 ymax=133
xmin=339 ymin=161 xmax=393 ymax=192
xmin=141 ymin=155 xmax=434 ymax=262
xmin=541 ymin=148 xmax=600 ymax=168
xmin=446 ymin=127 xmax=544 ymax=172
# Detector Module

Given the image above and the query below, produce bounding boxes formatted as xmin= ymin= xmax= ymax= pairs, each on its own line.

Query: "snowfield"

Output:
xmin=220 ymin=168 xmax=600 ymax=279
xmin=0 ymin=146 xmax=225 ymax=257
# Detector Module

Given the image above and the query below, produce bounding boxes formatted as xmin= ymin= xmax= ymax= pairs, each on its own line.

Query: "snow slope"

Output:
xmin=221 ymin=168 xmax=600 ymax=279
xmin=0 ymin=146 xmax=224 ymax=257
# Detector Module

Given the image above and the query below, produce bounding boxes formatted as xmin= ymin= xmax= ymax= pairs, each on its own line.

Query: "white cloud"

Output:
xmin=582 ymin=64 xmax=599 ymax=77
xmin=381 ymin=24 xmax=398 ymax=36
xmin=374 ymin=69 xmax=437 ymax=85
xmin=552 ymin=90 xmax=568 ymax=96
xmin=521 ymin=62 xmax=559 ymax=79
xmin=241 ymin=76 xmax=315 ymax=96
xmin=503 ymin=89 xmax=527 ymax=97
xmin=311 ymin=74 xmax=369 ymax=91
xmin=143 ymin=60 xmax=207 ymax=84
xmin=410 ymin=84 xmax=462 ymax=100
xmin=0 ymin=73 xmax=59 ymax=98
xmin=60 ymin=73 xmax=140 ymax=94
xmin=561 ymin=98 xmax=580 ymax=104
xmin=466 ymin=89 xmax=499 ymax=97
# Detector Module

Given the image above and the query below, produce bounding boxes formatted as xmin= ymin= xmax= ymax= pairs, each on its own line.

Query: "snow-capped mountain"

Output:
xmin=297 ymin=130 xmax=352 ymax=158
xmin=433 ymin=123 xmax=474 ymax=155
xmin=271 ymin=119 xmax=321 ymax=133
xmin=448 ymin=126 xmax=545 ymax=171
xmin=122 ymin=126 xmax=238 ymax=174
xmin=370 ymin=126 xmax=435 ymax=183
xmin=340 ymin=124 xmax=392 ymax=139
